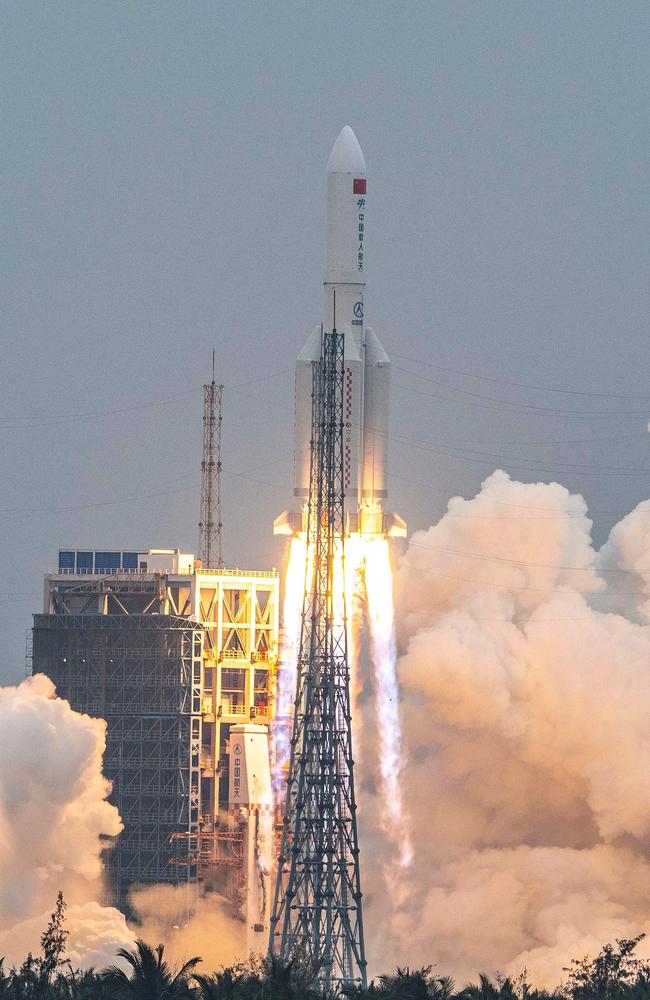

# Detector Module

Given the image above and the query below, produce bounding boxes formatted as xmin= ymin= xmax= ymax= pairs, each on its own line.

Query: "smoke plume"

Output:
xmin=363 ymin=470 xmax=650 ymax=986
xmin=129 ymin=884 xmax=245 ymax=971
xmin=0 ymin=674 xmax=134 ymax=968
xmin=0 ymin=675 xmax=250 ymax=975
xmin=4 ymin=473 xmax=649 ymax=984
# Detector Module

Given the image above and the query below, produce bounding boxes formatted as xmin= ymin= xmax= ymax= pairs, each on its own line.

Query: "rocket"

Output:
xmin=274 ymin=125 xmax=406 ymax=540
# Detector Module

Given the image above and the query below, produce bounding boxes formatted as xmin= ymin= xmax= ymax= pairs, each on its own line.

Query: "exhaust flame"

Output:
xmin=272 ymin=535 xmax=307 ymax=804
xmin=364 ymin=537 xmax=413 ymax=869
xmin=272 ymin=531 xmax=412 ymax=876
xmin=272 ymin=534 xmax=365 ymax=802
xmin=348 ymin=545 xmax=367 ymax=752
xmin=340 ymin=533 xmax=366 ymax=735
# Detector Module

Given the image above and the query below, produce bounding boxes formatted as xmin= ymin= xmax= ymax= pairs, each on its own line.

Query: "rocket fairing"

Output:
xmin=274 ymin=125 xmax=405 ymax=540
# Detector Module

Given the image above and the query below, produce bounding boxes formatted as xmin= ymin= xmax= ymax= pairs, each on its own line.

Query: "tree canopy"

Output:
xmin=1 ymin=896 xmax=649 ymax=1000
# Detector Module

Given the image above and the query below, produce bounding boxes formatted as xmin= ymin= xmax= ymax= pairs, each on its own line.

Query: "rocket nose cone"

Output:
xmin=327 ymin=125 xmax=366 ymax=174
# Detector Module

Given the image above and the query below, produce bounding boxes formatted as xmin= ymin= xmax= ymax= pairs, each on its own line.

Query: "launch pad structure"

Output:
xmin=33 ymin=609 xmax=203 ymax=901
xmin=269 ymin=316 xmax=367 ymax=990
xmin=30 ymin=124 xmax=400 ymax=977
xmin=33 ymin=551 xmax=280 ymax=918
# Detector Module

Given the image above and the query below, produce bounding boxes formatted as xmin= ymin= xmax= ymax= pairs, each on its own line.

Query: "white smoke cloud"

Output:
xmin=363 ymin=470 xmax=650 ymax=986
xmin=0 ymin=675 xmax=252 ymax=978
xmin=0 ymin=902 xmax=134 ymax=972
xmin=0 ymin=674 xmax=135 ymax=968
xmin=129 ymin=884 xmax=245 ymax=971
xmin=5 ymin=474 xmax=650 ymax=985
xmin=596 ymin=500 xmax=650 ymax=622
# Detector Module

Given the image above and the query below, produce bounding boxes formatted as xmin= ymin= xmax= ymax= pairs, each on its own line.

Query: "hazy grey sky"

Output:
xmin=2 ymin=2 xmax=648 ymax=681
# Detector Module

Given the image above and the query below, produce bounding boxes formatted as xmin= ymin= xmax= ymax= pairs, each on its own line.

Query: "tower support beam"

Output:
xmin=269 ymin=321 xmax=367 ymax=990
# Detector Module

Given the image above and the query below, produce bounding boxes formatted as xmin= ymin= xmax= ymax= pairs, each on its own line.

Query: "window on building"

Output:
xmin=122 ymin=552 xmax=138 ymax=570
xmin=95 ymin=551 xmax=120 ymax=572
xmin=203 ymin=666 xmax=215 ymax=697
xmin=76 ymin=551 xmax=93 ymax=573
xmin=58 ymin=551 xmax=75 ymax=571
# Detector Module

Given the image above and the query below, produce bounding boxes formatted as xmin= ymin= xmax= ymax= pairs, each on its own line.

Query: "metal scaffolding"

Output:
xmin=32 ymin=612 xmax=203 ymax=909
xmin=34 ymin=560 xmax=280 ymax=918
xmin=269 ymin=319 xmax=367 ymax=990
xmin=198 ymin=353 xmax=224 ymax=569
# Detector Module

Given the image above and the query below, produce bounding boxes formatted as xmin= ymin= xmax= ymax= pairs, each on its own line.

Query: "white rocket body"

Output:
xmin=228 ymin=724 xmax=273 ymax=953
xmin=275 ymin=126 xmax=405 ymax=539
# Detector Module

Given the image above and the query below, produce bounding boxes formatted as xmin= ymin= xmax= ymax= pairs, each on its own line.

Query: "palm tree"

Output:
xmin=193 ymin=968 xmax=245 ymax=1000
xmin=101 ymin=940 xmax=200 ymax=999
xmin=376 ymin=966 xmax=455 ymax=1000
xmin=458 ymin=975 xmax=503 ymax=1000
xmin=459 ymin=975 xmax=554 ymax=1000
xmin=0 ymin=959 xmax=10 ymax=1000
xmin=255 ymin=954 xmax=323 ymax=1000
xmin=60 ymin=966 xmax=113 ymax=998
xmin=437 ymin=977 xmax=458 ymax=1000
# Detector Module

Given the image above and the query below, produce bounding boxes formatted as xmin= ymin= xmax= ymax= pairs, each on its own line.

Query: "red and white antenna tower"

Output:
xmin=198 ymin=350 xmax=224 ymax=568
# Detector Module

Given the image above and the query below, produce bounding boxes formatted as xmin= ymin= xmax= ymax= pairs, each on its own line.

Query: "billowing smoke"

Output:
xmin=363 ymin=470 xmax=650 ymax=986
xmin=129 ymin=884 xmax=245 ymax=971
xmin=0 ymin=902 xmax=135 ymax=972
xmin=4 ymin=472 xmax=649 ymax=984
xmin=0 ymin=675 xmax=245 ymax=974
xmin=0 ymin=674 xmax=134 ymax=968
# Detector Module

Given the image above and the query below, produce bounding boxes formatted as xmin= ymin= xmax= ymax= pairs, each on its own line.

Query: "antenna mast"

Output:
xmin=198 ymin=350 xmax=224 ymax=568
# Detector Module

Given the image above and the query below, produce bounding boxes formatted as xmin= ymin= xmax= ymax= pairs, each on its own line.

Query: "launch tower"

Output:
xmin=269 ymin=318 xmax=367 ymax=989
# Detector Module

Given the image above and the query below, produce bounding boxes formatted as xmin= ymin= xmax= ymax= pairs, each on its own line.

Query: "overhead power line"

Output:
xmin=0 ymin=369 xmax=290 ymax=428
xmin=392 ymin=351 xmax=650 ymax=400
xmin=389 ymin=366 xmax=650 ymax=417
xmin=404 ymin=536 xmax=646 ymax=575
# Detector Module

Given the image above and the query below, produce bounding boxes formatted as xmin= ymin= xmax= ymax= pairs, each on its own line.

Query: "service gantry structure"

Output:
xmin=33 ymin=550 xmax=279 ymax=912
xmin=269 ymin=317 xmax=367 ymax=990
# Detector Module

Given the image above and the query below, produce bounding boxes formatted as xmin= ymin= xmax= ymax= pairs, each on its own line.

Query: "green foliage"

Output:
xmin=194 ymin=969 xmax=243 ymax=1000
xmin=564 ymin=936 xmax=650 ymax=1000
xmin=38 ymin=893 xmax=68 ymax=992
xmin=193 ymin=964 xmax=263 ymax=1000
xmin=1 ymin=892 xmax=72 ymax=1000
xmin=373 ymin=966 xmax=457 ymax=1000
xmin=101 ymin=940 xmax=201 ymax=998
xmin=2 ymin=896 xmax=650 ymax=1000
xmin=456 ymin=972 xmax=564 ymax=1000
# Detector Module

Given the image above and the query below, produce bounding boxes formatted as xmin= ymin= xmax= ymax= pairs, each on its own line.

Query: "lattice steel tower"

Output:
xmin=269 ymin=320 xmax=367 ymax=990
xmin=198 ymin=351 xmax=223 ymax=569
